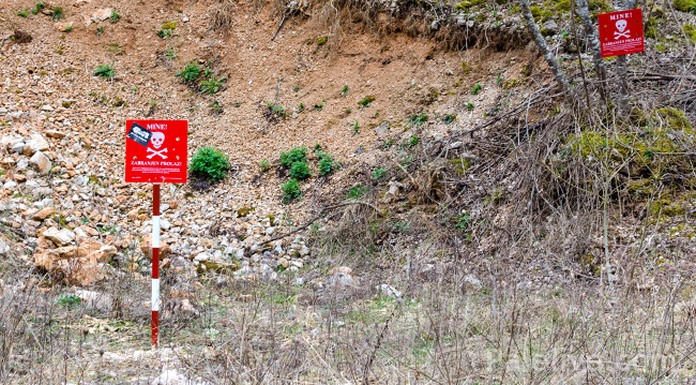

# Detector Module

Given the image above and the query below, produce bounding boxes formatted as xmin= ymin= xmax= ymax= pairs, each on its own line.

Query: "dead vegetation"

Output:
xmin=1 ymin=0 xmax=695 ymax=383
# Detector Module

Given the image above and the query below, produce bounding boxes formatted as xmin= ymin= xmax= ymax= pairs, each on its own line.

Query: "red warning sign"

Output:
xmin=125 ymin=120 xmax=188 ymax=183
xmin=598 ymin=9 xmax=645 ymax=58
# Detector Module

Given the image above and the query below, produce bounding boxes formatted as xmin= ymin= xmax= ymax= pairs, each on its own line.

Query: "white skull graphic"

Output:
xmin=151 ymin=132 xmax=165 ymax=149
xmin=615 ymin=20 xmax=627 ymax=33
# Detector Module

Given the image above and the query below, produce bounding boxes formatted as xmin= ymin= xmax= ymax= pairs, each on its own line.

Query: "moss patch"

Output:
xmin=673 ymin=0 xmax=696 ymax=13
xmin=684 ymin=24 xmax=696 ymax=42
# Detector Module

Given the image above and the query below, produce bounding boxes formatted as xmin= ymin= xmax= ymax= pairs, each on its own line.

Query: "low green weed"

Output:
xmin=200 ymin=75 xmax=226 ymax=95
xmin=93 ymin=64 xmax=115 ymax=79
xmin=177 ymin=62 xmax=202 ymax=83
xmin=358 ymin=95 xmax=376 ymax=108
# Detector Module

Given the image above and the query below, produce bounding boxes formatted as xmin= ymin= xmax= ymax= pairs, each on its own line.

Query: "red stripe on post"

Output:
xmin=152 ymin=310 xmax=159 ymax=346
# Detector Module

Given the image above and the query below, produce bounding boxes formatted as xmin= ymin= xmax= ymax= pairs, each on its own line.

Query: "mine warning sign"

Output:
xmin=598 ymin=9 xmax=644 ymax=58
xmin=124 ymin=120 xmax=188 ymax=183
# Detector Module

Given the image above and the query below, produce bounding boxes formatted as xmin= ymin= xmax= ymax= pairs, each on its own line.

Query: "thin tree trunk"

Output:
xmin=519 ymin=0 xmax=571 ymax=94
xmin=576 ymin=0 xmax=608 ymax=101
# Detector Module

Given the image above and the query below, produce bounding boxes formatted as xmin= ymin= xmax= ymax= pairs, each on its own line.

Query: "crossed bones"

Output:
xmin=147 ymin=147 xmax=168 ymax=159
xmin=614 ymin=29 xmax=630 ymax=39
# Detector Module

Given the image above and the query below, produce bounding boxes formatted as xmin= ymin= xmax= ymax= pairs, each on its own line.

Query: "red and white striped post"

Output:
xmin=125 ymin=119 xmax=188 ymax=348
xmin=151 ymin=183 xmax=161 ymax=347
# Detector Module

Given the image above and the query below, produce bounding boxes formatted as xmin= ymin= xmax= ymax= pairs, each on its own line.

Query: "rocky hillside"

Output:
xmin=0 ymin=0 xmax=695 ymax=383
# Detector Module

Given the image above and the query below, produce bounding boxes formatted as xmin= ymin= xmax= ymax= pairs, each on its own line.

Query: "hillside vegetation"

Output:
xmin=0 ymin=0 xmax=695 ymax=383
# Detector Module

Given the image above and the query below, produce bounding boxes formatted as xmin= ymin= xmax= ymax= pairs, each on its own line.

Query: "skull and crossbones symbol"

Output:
xmin=146 ymin=132 xmax=168 ymax=159
xmin=614 ymin=20 xmax=630 ymax=39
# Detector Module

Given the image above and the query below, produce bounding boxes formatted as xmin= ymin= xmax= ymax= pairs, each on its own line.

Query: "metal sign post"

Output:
xmin=124 ymin=119 xmax=188 ymax=348
xmin=151 ymin=183 xmax=161 ymax=347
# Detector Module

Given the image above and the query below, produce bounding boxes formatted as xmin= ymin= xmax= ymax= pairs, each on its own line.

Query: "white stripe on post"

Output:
xmin=152 ymin=216 xmax=161 ymax=248
xmin=152 ymin=278 xmax=160 ymax=311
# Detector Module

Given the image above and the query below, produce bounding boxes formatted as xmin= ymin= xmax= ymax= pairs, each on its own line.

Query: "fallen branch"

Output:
xmin=259 ymin=201 xmax=381 ymax=246
xmin=628 ymin=71 xmax=696 ymax=82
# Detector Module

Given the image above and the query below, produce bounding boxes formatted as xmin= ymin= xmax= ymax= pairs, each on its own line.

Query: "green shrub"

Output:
xmin=289 ymin=161 xmax=311 ymax=180
xmin=282 ymin=179 xmax=301 ymax=203
xmin=466 ymin=102 xmax=474 ymax=111
xmin=17 ymin=10 xmax=29 ymax=17
xmin=316 ymin=151 xmax=337 ymax=176
xmin=177 ymin=62 xmax=202 ymax=83
xmin=316 ymin=36 xmax=328 ymax=45
xmin=93 ymin=64 xmax=115 ymax=79
xmin=190 ymin=147 xmax=230 ymax=182
xmin=340 ymin=84 xmax=350 ymax=96
xmin=280 ymin=146 xmax=308 ymax=168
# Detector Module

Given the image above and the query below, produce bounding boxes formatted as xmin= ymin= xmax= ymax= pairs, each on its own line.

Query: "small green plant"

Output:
xmin=466 ymin=102 xmax=474 ymax=111
xmin=177 ymin=62 xmax=202 ymax=83
xmin=17 ymin=10 xmax=29 ymax=17
xmin=454 ymin=212 xmax=473 ymax=241
xmin=442 ymin=114 xmax=457 ymax=124
xmin=353 ymin=120 xmax=360 ymax=136
xmin=107 ymin=42 xmax=124 ymax=55
xmin=358 ymin=95 xmax=376 ymax=108
xmin=93 ymin=64 xmax=115 ymax=79
xmin=280 ymin=146 xmax=308 ymax=168
xmin=31 ymin=2 xmax=44 ymax=15
xmin=316 ymin=36 xmax=328 ymax=45
xmin=190 ymin=147 xmax=230 ymax=183
xmin=407 ymin=135 xmax=420 ymax=147
xmin=347 ymin=185 xmax=368 ymax=199
xmin=110 ymin=10 xmax=120 ymax=23
xmin=210 ymin=100 xmax=223 ymax=114
xmin=200 ymin=75 xmax=226 ymax=95
xmin=297 ymin=102 xmax=305 ymax=112
xmin=164 ymin=48 xmax=177 ymax=59
xmin=52 ymin=6 xmax=64 ymax=21
xmin=289 ymin=161 xmax=312 ymax=180
xmin=96 ymin=26 xmax=105 ymax=35
xmin=408 ymin=113 xmax=428 ymax=127
xmin=64 ymin=25 xmax=73 ymax=32
xmin=340 ymin=84 xmax=350 ymax=96
xmin=282 ymin=178 xmax=301 ymax=203
xmin=313 ymin=102 xmax=324 ymax=111
xmin=56 ymin=293 xmax=81 ymax=308
xmin=372 ymin=167 xmax=387 ymax=180
xmin=315 ymin=150 xmax=337 ymax=176
xmin=471 ymin=83 xmax=482 ymax=95
xmin=266 ymin=102 xmax=287 ymax=120
xmin=157 ymin=24 xmax=175 ymax=39
xmin=259 ymin=159 xmax=271 ymax=172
